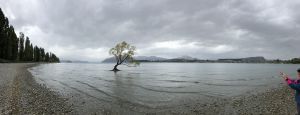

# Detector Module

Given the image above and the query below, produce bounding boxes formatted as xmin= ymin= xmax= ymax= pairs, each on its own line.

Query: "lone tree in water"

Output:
xmin=109 ymin=41 xmax=139 ymax=71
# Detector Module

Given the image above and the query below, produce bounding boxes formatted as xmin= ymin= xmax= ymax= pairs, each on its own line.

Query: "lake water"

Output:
xmin=28 ymin=63 xmax=299 ymax=114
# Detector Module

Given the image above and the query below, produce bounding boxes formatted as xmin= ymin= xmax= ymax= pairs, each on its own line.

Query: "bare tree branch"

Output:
xmin=120 ymin=54 xmax=129 ymax=64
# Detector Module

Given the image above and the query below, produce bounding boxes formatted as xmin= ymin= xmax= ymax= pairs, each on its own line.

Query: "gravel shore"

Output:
xmin=158 ymin=85 xmax=297 ymax=115
xmin=227 ymin=85 xmax=297 ymax=115
xmin=0 ymin=63 xmax=298 ymax=115
xmin=0 ymin=63 xmax=73 ymax=114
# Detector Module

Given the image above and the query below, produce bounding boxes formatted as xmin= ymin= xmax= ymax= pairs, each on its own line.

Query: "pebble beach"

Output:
xmin=0 ymin=63 xmax=72 ymax=114
xmin=0 ymin=63 xmax=298 ymax=114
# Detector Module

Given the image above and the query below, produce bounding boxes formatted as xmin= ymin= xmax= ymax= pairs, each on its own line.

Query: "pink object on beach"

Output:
xmin=285 ymin=76 xmax=296 ymax=96
xmin=286 ymin=77 xmax=294 ymax=85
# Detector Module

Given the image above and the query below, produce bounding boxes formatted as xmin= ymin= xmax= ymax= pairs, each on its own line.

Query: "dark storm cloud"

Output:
xmin=0 ymin=0 xmax=299 ymax=61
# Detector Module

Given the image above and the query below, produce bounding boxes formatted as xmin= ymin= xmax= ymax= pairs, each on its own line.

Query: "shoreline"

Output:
xmin=0 ymin=63 xmax=73 ymax=114
xmin=0 ymin=63 xmax=298 ymax=114
xmin=154 ymin=84 xmax=297 ymax=115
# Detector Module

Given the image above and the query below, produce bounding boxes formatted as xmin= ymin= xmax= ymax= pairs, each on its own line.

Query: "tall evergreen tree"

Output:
xmin=2 ymin=17 xmax=9 ymax=60
xmin=6 ymin=26 xmax=12 ymax=60
xmin=29 ymin=44 xmax=33 ymax=61
xmin=12 ymin=34 xmax=19 ymax=60
xmin=49 ymin=52 xmax=52 ymax=62
xmin=5 ymin=27 xmax=12 ymax=60
xmin=0 ymin=8 xmax=6 ymax=59
xmin=33 ymin=46 xmax=37 ymax=61
xmin=24 ymin=37 xmax=30 ymax=61
xmin=18 ymin=32 xmax=25 ymax=61
xmin=34 ymin=46 xmax=40 ymax=62
xmin=40 ymin=48 xmax=45 ymax=61
xmin=8 ymin=26 xmax=18 ymax=60
xmin=49 ymin=53 xmax=60 ymax=62
xmin=45 ymin=52 xmax=50 ymax=62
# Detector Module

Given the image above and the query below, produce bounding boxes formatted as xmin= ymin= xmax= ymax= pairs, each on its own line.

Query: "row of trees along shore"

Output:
xmin=0 ymin=8 xmax=59 ymax=62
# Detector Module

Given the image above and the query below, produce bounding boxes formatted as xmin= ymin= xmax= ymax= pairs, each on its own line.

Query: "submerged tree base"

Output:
xmin=110 ymin=68 xmax=121 ymax=72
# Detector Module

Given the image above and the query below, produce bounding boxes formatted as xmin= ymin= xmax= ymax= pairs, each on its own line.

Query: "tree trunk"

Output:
xmin=112 ymin=64 xmax=120 ymax=71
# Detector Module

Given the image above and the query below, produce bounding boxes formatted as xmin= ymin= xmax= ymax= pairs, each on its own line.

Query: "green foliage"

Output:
xmin=289 ymin=58 xmax=300 ymax=64
xmin=0 ymin=7 xmax=60 ymax=63
xmin=109 ymin=41 xmax=137 ymax=64
xmin=34 ymin=46 xmax=40 ymax=62
xmin=49 ymin=53 xmax=59 ymax=62
xmin=0 ymin=8 xmax=4 ymax=59
xmin=40 ymin=48 xmax=45 ymax=61
xmin=45 ymin=52 xmax=50 ymax=62
xmin=10 ymin=26 xmax=18 ymax=60
xmin=24 ymin=37 xmax=31 ymax=61
xmin=18 ymin=32 xmax=25 ymax=60
xmin=109 ymin=41 xmax=138 ymax=70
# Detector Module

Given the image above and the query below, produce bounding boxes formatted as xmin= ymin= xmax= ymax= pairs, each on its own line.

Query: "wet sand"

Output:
xmin=0 ymin=63 xmax=298 ymax=114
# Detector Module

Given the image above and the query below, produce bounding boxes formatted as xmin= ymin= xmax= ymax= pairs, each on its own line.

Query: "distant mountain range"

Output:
xmin=102 ymin=56 xmax=168 ymax=63
xmin=60 ymin=60 xmax=90 ymax=63
xmin=102 ymin=56 xmax=267 ymax=63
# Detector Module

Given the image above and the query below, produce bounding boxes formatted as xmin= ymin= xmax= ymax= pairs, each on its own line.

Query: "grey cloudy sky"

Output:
xmin=1 ymin=0 xmax=300 ymax=61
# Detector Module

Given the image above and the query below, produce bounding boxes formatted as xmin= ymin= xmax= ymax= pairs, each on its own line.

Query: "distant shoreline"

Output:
xmin=101 ymin=56 xmax=300 ymax=64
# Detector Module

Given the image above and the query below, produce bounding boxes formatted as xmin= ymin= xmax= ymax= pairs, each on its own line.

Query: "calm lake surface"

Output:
xmin=29 ymin=63 xmax=299 ymax=114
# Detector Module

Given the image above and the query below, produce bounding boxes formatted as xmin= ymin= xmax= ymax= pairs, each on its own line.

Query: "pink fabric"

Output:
xmin=285 ymin=77 xmax=300 ymax=96
xmin=287 ymin=79 xmax=293 ymax=85
xmin=286 ymin=77 xmax=294 ymax=85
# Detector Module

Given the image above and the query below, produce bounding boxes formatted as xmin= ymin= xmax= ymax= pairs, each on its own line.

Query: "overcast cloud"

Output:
xmin=1 ymin=0 xmax=300 ymax=61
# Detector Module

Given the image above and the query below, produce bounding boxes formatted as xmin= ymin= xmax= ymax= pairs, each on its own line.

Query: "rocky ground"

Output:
xmin=0 ymin=63 xmax=73 ymax=114
xmin=228 ymin=85 xmax=297 ymax=115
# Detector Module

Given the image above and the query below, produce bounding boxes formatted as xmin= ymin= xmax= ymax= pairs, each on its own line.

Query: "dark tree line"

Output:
xmin=288 ymin=58 xmax=300 ymax=64
xmin=0 ymin=8 xmax=59 ymax=62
